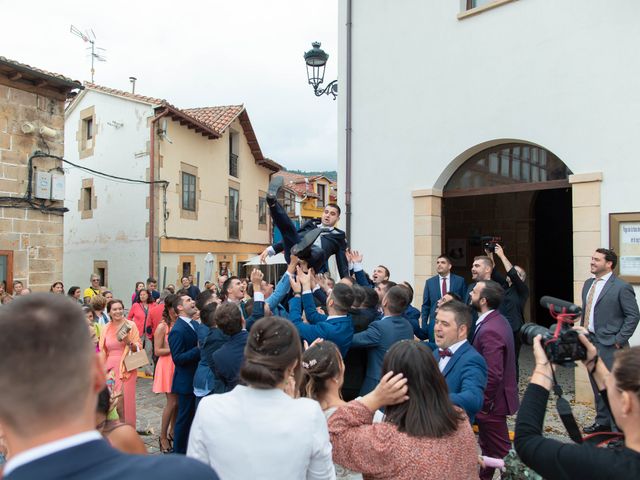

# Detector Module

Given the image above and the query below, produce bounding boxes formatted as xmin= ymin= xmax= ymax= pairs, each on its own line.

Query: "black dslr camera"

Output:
xmin=520 ymin=296 xmax=590 ymax=366
xmin=481 ymin=235 xmax=502 ymax=253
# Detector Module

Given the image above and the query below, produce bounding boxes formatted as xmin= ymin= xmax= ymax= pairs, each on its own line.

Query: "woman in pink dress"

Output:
xmin=99 ymin=299 xmax=142 ymax=428
xmin=153 ymin=297 xmax=177 ymax=453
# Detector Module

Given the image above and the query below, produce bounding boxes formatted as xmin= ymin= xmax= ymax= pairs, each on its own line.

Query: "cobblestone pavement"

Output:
xmin=134 ymin=345 xmax=596 ymax=455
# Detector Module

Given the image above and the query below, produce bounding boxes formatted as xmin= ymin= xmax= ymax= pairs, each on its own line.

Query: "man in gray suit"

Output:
xmin=581 ymin=248 xmax=640 ymax=433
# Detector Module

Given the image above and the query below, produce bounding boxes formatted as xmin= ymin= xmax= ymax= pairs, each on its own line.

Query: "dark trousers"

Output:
xmin=173 ymin=393 xmax=196 ymax=454
xmin=590 ymin=340 xmax=617 ymax=427
xmin=476 ymin=412 xmax=511 ymax=480
xmin=268 ymin=200 xmax=301 ymax=262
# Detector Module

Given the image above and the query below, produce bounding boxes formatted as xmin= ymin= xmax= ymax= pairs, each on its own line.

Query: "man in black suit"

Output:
xmin=260 ymin=177 xmax=349 ymax=278
xmin=0 ymin=294 xmax=218 ymax=480
xmin=169 ymin=294 xmax=201 ymax=454
xmin=581 ymin=248 xmax=640 ymax=434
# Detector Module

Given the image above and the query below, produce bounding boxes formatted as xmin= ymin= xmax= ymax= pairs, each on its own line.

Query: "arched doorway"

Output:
xmin=442 ymin=142 xmax=573 ymax=325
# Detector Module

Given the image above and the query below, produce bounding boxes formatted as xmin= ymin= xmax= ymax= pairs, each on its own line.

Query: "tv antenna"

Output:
xmin=70 ymin=25 xmax=107 ymax=82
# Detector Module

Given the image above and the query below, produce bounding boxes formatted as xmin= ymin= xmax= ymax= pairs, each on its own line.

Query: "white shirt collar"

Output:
xmin=440 ymin=339 xmax=467 ymax=354
xmin=438 ymin=274 xmax=450 ymax=280
xmin=326 ymin=315 xmax=344 ymax=320
xmin=3 ymin=430 xmax=102 ymax=477
xmin=595 ymin=272 xmax=613 ymax=282
xmin=475 ymin=309 xmax=495 ymax=327
xmin=179 ymin=315 xmax=193 ymax=324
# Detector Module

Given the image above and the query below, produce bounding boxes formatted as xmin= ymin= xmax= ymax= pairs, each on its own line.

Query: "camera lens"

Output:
xmin=519 ymin=323 xmax=550 ymax=346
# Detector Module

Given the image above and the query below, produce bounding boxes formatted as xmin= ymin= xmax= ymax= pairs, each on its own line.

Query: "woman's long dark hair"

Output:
xmin=382 ymin=341 xmax=465 ymax=438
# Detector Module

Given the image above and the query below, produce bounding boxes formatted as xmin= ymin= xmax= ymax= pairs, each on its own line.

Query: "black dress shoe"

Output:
xmin=583 ymin=422 xmax=611 ymax=434
xmin=267 ymin=176 xmax=284 ymax=204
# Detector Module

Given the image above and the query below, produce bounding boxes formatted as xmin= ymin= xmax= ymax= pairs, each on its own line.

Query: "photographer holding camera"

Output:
xmin=515 ymin=331 xmax=640 ymax=479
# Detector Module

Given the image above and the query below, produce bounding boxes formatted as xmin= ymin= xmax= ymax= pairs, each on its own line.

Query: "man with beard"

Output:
xmin=469 ymin=280 xmax=518 ymax=480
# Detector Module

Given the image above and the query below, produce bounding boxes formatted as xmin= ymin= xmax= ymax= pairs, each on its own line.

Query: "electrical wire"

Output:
xmin=30 ymin=151 xmax=169 ymax=186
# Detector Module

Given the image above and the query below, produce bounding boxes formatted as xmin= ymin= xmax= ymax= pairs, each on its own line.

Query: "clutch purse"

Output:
xmin=116 ymin=322 xmax=132 ymax=342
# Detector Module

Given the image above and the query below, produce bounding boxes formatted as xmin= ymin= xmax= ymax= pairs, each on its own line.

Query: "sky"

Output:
xmin=0 ymin=0 xmax=338 ymax=171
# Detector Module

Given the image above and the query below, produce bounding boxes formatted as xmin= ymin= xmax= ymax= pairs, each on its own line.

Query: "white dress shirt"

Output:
xmin=3 ymin=430 xmax=102 ymax=477
xmin=187 ymin=385 xmax=335 ymax=480
xmin=474 ymin=309 xmax=495 ymax=333
xmin=587 ymin=272 xmax=613 ymax=333
xmin=438 ymin=339 xmax=467 ymax=372
xmin=438 ymin=274 xmax=450 ymax=297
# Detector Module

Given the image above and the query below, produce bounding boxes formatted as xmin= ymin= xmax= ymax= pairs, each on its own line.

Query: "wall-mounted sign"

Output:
xmin=610 ymin=212 xmax=640 ymax=283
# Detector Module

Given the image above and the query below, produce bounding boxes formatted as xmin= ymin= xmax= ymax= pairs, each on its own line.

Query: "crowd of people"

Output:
xmin=0 ymin=188 xmax=639 ymax=479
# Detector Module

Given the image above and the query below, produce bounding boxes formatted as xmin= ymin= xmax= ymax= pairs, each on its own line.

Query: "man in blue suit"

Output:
xmin=210 ymin=303 xmax=249 ymax=393
xmin=0 ymin=294 xmax=218 ymax=480
xmin=352 ymin=285 xmax=415 ymax=395
xmin=433 ymin=300 xmax=487 ymax=422
xmin=289 ymin=268 xmax=355 ymax=358
xmin=421 ymin=254 xmax=466 ymax=342
xmin=169 ymin=294 xmax=201 ymax=454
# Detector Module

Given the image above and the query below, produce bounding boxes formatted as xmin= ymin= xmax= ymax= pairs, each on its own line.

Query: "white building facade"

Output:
xmin=337 ymin=0 xmax=640 ymax=354
xmin=64 ymin=87 xmax=154 ymax=301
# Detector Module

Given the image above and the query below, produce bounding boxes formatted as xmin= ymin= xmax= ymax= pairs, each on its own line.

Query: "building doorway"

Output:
xmin=442 ymin=142 xmax=573 ymax=325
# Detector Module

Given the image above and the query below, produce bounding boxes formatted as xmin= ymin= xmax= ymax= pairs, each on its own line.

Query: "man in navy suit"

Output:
xmin=260 ymin=176 xmax=349 ymax=278
xmin=352 ymin=285 xmax=415 ymax=395
xmin=470 ymin=280 xmax=519 ymax=480
xmin=0 ymin=294 xmax=218 ymax=480
xmin=421 ymin=254 xmax=466 ymax=341
xmin=210 ymin=303 xmax=249 ymax=393
xmin=169 ymin=294 xmax=201 ymax=454
xmin=289 ymin=268 xmax=355 ymax=357
xmin=433 ymin=300 xmax=487 ymax=422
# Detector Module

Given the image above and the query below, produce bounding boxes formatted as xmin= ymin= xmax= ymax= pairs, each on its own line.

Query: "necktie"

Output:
xmin=441 ymin=277 xmax=447 ymax=297
xmin=583 ymin=278 xmax=601 ymax=331
xmin=439 ymin=348 xmax=452 ymax=359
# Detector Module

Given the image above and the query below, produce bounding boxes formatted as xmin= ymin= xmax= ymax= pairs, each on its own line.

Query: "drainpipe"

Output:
xmin=149 ymin=108 xmax=169 ymax=277
xmin=345 ymin=0 xmax=353 ymax=239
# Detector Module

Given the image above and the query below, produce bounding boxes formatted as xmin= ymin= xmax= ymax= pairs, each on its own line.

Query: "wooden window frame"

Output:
xmin=228 ymin=187 xmax=240 ymax=240
xmin=180 ymin=162 xmax=199 ymax=220
xmin=182 ymin=172 xmax=197 ymax=212
xmin=0 ymin=250 xmax=14 ymax=295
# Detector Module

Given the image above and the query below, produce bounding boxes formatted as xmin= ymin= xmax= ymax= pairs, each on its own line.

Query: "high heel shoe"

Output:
xmin=159 ymin=438 xmax=173 ymax=454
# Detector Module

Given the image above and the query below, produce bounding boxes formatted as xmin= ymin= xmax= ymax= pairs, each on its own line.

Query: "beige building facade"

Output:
xmin=0 ymin=57 xmax=81 ymax=293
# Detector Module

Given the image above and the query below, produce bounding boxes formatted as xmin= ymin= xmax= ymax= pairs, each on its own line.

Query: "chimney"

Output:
xmin=129 ymin=76 xmax=137 ymax=94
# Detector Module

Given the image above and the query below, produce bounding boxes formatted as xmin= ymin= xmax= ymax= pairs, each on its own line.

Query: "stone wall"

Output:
xmin=0 ymin=81 xmax=65 ymax=292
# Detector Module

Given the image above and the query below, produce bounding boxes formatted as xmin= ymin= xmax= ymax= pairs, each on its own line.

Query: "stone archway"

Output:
xmin=412 ymin=141 xmax=602 ymax=405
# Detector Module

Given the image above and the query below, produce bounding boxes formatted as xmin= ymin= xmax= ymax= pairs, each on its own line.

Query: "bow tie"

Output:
xmin=438 ymin=348 xmax=453 ymax=359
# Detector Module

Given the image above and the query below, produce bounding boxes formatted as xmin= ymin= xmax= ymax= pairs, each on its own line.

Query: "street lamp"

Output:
xmin=304 ymin=41 xmax=338 ymax=99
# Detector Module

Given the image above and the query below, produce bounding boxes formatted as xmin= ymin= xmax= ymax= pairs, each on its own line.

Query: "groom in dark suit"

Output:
xmin=581 ymin=248 xmax=640 ymax=434
xmin=421 ymin=254 xmax=466 ymax=342
xmin=0 ymin=294 xmax=218 ymax=480
xmin=260 ymin=176 xmax=349 ymax=278
xmin=433 ymin=300 xmax=487 ymax=422
xmin=470 ymin=280 xmax=519 ymax=480
xmin=169 ymin=294 xmax=201 ymax=454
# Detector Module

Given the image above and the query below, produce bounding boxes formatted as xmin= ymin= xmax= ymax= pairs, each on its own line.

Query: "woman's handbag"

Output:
xmin=124 ymin=347 xmax=150 ymax=371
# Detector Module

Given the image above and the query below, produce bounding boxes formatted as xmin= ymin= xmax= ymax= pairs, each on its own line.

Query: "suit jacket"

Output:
xmin=202 ymin=327 xmax=228 ymax=393
xmin=169 ymin=317 xmax=201 ymax=395
xmin=471 ymin=310 xmax=519 ymax=416
xmin=289 ymin=294 xmax=354 ymax=357
xmin=433 ymin=341 xmax=488 ymax=422
xmin=210 ymin=330 xmax=249 ymax=393
xmin=342 ymin=306 xmax=379 ymax=400
xmin=421 ymin=274 xmax=466 ymax=340
xmin=404 ymin=304 xmax=426 ymax=340
xmin=493 ymin=268 xmax=529 ymax=333
xmin=581 ymin=274 xmax=640 ymax=346
xmin=273 ymin=219 xmax=349 ymax=278
xmin=3 ymin=438 xmax=218 ymax=480
xmin=352 ymin=314 xmax=414 ymax=395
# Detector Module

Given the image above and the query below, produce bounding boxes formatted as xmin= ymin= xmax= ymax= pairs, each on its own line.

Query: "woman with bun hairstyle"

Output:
xmin=187 ymin=316 xmax=335 ymax=479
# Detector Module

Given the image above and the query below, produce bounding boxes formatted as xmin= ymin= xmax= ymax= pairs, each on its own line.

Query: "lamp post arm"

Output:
xmin=314 ymin=79 xmax=338 ymax=99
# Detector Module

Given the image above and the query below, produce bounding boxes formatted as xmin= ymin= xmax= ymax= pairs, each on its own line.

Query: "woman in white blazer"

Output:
xmin=187 ymin=316 xmax=335 ymax=480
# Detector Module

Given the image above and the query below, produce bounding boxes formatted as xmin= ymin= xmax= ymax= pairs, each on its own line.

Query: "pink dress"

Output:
xmin=153 ymin=328 xmax=175 ymax=394
xmin=103 ymin=326 xmax=137 ymax=427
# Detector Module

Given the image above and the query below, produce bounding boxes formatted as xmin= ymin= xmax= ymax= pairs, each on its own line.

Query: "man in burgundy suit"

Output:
xmin=470 ymin=280 xmax=519 ymax=480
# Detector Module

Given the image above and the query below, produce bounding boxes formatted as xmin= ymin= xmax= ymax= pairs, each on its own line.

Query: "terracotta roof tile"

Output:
xmin=84 ymin=82 xmax=168 ymax=106
xmin=0 ymin=56 xmax=82 ymax=91
xmin=182 ymin=105 xmax=245 ymax=135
